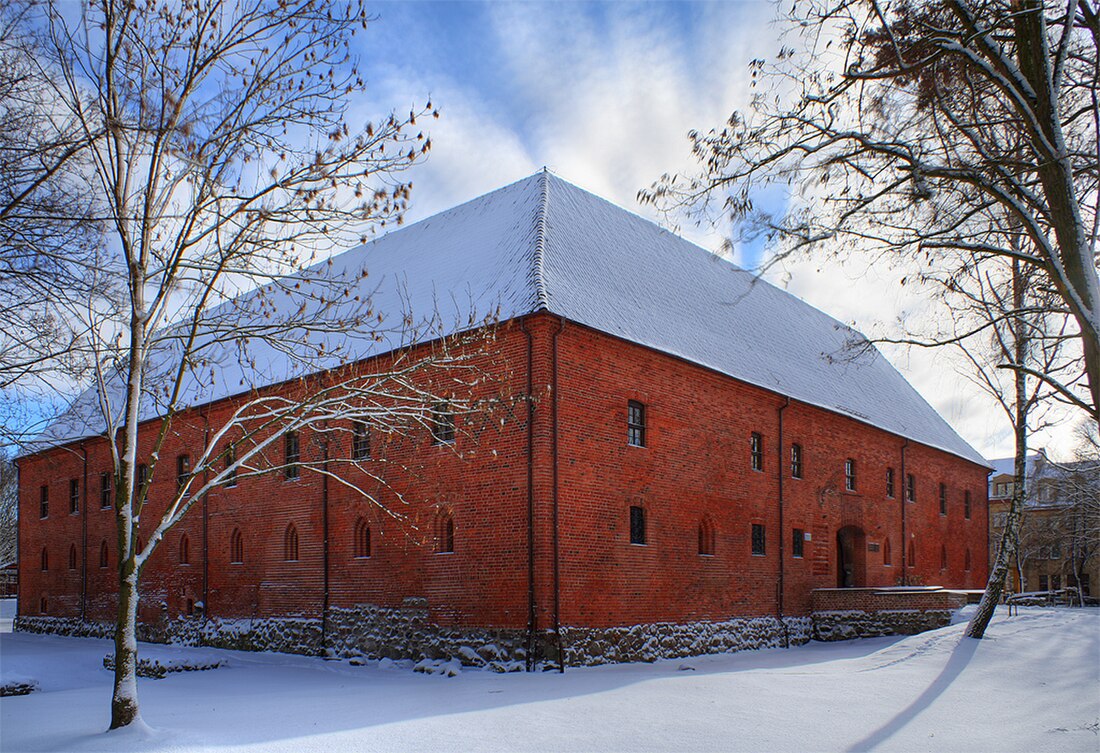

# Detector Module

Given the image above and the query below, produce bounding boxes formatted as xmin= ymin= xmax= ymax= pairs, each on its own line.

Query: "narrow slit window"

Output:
xmin=68 ymin=543 xmax=77 ymax=570
xmin=792 ymin=528 xmax=805 ymax=558
xmin=844 ymin=459 xmax=857 ymax=492
xmin=629 ymin=505 xmax=646 ymax=545
xmin=224 ymin=445 xmax=237 ymax=487
xmin=176 ymin=454 xmax=191 ymax=494
xmin=964 ymin=490 xmax=972 ymax=520
xmin=352 ymin=421 xmax=371 ymax=460
xmin=284 ymin=431 xmax=300 ymax=479
xmin=39 ymin=485 xmax=48 ymax=519
xmin=99 ymin=540 xmax=108 ymax=568
xmin=790 ymin=444 xmax=803 ymax=479
xmin=438 ymin=512 xmax=455 ymax=553
xmin=40 ymin=547 xmax=48 ymax=571
xmin=354 ymin=519 xmax=372 ymax=558
xmin=886 ymin=468 xmax=895 ymax=498
xmin=751 ymin=523 xmax=766 ymax=556
xmin=627 ymin=401 xmax=646 ymax=447
xmin=698 ymin=517 xmax=715 ymax=556
xmin=100 ymin=472 xmax=112 ymax=509
xmin=431 ymin=403 xmax=456 ymax=445
xmin=908 ymin=539 xmax=916 ymax=568
xmin=906 ymin=473 xmax=916 ymax=503
xmin=284 ymin=524 xmax=299 ymax=561
xmin=137 ymin=463 xmax=148 ymax=504
xmin=939 ymin=483 xmax=947 ymax=516
xmin=230 ymin=528 xmax=244 ymax=564
xmin=69 ymin=479 xmax=80 ymax=515
xmin=180 ymin=534 xmax=190 ymax=565
xmin=940 ymin=544 xmax=947 ymax=570
xmin=750 ymin=432 xmax=763 ymax=472
xmin=883 ymin=538 xmax=892 ymax=566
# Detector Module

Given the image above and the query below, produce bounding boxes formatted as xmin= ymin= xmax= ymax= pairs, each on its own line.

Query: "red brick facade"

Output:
xmin=16 ymin=312 xmax=989 ymax=657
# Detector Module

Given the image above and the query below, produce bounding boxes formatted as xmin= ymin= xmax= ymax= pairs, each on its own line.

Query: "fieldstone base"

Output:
xmin=812 ymin=609 xmax=955 ymax=641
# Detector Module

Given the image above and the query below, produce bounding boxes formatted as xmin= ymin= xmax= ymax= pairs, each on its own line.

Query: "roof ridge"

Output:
xmin=531 ymin=167 xmax=551 ymax=311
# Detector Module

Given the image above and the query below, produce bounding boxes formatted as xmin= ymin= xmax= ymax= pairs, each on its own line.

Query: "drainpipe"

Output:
xmin=320 ymin=434 xmax=330 ymax=656
xmin=551 ymin=316 xmax=565 ymax=672
xmin=519 ymin=318 xmax=537 ymax=671
xmin=80 ymin=443 xmax=88 ymax=621
xmin=900 ymin=439 xmax=909 ymax=585
xmin=201 ymin=413 xmax=211 ymax=625
xmin=777 ymin=396 xmax=790 ymax=646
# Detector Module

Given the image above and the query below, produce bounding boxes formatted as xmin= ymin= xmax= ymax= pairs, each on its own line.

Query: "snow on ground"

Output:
xmin=1 ymin=602 xmax=1097 ymax=753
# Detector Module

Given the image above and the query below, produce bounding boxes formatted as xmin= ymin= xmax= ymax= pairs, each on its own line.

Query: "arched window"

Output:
xmin=883 ymin=538 xmax=892 ymax=566
xmin=437 ymin=510 xmax=455 ymax=553
xmin=40 ymin=547 xmax=48 ymax=572
xmin=284 ymin=523 xmax=299 ymax=561
xmin=908 ymin=539 xmax=916 ymax=568
xmin=68 ymin=543 xmax=77 ymax=570
xmin=230 ymin=528 xmax=244 ymax=564
xmin=99 ymin=540 xmax=109 ymax=568
xmin=180 ymin=534 xmax=190 ymax=565
xmin=965 ymin=548 xmax=972 ymax=571
xmin=940 ymin=544 xmax=948 ymax=570
xmin=698 ymin=516 xmax=716 ymax=556
xmin=354 ymin=519 xmax=371 ymax=559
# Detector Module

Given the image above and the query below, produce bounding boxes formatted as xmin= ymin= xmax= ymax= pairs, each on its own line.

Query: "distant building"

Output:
xmin=17 ymin=172 xmax=989 ymax=666
xmin=988 ymin=455 xmax=1099 ymax=597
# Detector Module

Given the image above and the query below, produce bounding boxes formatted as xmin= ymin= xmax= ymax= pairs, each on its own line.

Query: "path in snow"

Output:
xmin=1 ymin=605 xmax=1097 ymax=753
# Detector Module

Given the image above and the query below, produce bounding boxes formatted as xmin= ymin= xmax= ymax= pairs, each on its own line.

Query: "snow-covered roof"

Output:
xmin=34 ymin=170 xmax=986 ymax=466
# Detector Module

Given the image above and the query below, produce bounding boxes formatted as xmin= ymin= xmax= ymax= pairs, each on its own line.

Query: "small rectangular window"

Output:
xmin=790 ymin=444 xmax=803 ymax=479
xmin=792 ymin=528 xmax=804 ymax=558
xmin=750 ymin=432 xmax=763 ymax=472
xmin=844 ymin=459 xmax=857 ymax=492
xmin=69 ymin=479 xmax=79 ymax=515
xmin=751 ymin=523 xmax=766 ymax=556
xmin=100 ymin=472 xmax=113 ymax=509
xmin=939 ymin=483 xmax=947 ymax=516
xmin=906 ymin=473 xmax=916 ymax=503
xmin=177 ymin=454 xmax=191 ymax=493
xmin=39 ymin=485 xmax=48 ymax=519
xmin=886 ymin=467 xmax=895 ymax=498
xmin=352 ymin=420 xmax=371 ymax=460
xmin=629 ymin=505 xmax=646 ymax=545
xmin=964 ymin=490 xmax=972 ymax=519
xmin=285 ymin=431 xmax=300 ymax=479
xmin=430 ymin=403 xmax=455 ymax=445
xmin=627 ymin=401 xmax=646 ymax=447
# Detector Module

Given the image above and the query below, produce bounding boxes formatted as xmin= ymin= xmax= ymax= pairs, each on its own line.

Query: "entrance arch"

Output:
xmin=836 ymin=526 xmax=867 ymax=588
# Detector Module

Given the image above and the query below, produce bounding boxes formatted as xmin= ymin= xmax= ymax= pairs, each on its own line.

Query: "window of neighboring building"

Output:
xmin=40 ymin=547 xmax=48 ymax=572
xmin=964 ymin=490 xmax=971 ymax=520
xmin=627 ymin=401 xmax=646 ymax=448
xmin=352 ymin=420 xmax=371 ymax=460
xmin=180 ymin=534 xmax=190 ymax=565
xmin=886 ymin=467 xmax=895 ymax=498
xmin=792 ymin=528 xmax=805 ymax=558
xmin=750 ymin=432 xmax=764 ymax=472
xmin=100 ymin=472 xmax=113 ymax=509
xmin=354 ymin=519 xmax=371 ymax=558
xmin=176 ymin=454 xmax=191 ymax=494
xmin=99 ymin=540 xmax=108 ymax=568
xmin=68 ymin=543 xmax=77 ymax=570
xmin=698 ymin=516 xmax=715 ymax=556
xmin=844 ymin=459 xmax=857 ymax=492
xmin=939 ymin=483 xmax=947 ymax=516
xmin=230 ymin=528 xmax=244 ymax=564
xmin=790 ymin=444 xmax=803 ymax=479
xmin=883 ymin=537 xmax=892 ymax=566
xmin=224 ymin=444 xmax=237 ymax=487
xmin=69 ymin=479 xmax=80 ymax=515
xmin=940 ymin=544 xmax=947 ymax=570
xmin=284 ymin=523 xmax=299 ymax=561
xmin=1051 ymin=574 xmax=1061 ymax=590
xmin=629 ymin=505 xmax=646 ymax=545
xmin=39 ymin=484 xmax=48 ymax=519
xmin=431 ymin=403 xmax=456 ymax=445
xmin=1039 ymin=574 xmax=1049 ymax=591
xmin=906 ymin=473 xmax=916 ymax=503
xmin=438 ymin=511 xmax=455 ymax=553
xmin=284 ymin=431 xmax=300 ymax=479
xmin=907 ymin=539 xmax=916 ymax=568
xmin=751 ymin=523 xmax=766 ymax=556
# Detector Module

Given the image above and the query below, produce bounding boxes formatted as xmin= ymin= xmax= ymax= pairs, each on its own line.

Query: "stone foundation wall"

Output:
xmin=812 ymin=609 xmax=956 ymax=641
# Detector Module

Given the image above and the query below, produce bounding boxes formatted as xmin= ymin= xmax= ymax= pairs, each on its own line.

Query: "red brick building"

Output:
xmin=16 ymin=171 xmax=989 ymax=666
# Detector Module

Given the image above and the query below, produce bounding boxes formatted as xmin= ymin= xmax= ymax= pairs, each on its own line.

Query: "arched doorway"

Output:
xmin=836 ymin=526 xmax=867 ymax=588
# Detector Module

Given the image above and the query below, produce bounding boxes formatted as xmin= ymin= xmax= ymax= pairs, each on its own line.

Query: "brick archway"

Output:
xmin=837 ymin=526 xmax=867 ymax=588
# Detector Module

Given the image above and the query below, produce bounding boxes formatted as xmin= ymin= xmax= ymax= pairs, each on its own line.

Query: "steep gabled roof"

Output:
xmin=34 ymin=170 xmax=986 ymax=466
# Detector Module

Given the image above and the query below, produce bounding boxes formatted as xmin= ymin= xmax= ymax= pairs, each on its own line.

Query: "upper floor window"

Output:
xmin=69 ymin=479 xmax=80 ymax=515
xmin=40 ymin=547 xmax=48 ymax=571
xmin=906 ymin=473 xmax=916 ymax=503
xmin=68 ymin=543 xmax=77 ymax=570
xmin=39 ymin=485 xmax=48 ymax=519
xmin=886 ymin=467 xmax=895 ymax=498
xmin=750 ymin=432 xmax=764 ymax=472
xmin=100 ymin=472 xmax=113 ymax=509
xmin=790 ymin=444 xmax=803 ymax=479
xmin=284 ymin=431 xmax=300 ymax=479
xmin=627 ymin=401 xmax=646 ymax=447
xmin=939 ymin=483 xmax=947 ymax=516
xmin=751 ymin=523 xmax=766 ymax=556
xmin=964 ymin=491 xmax=972 ymax=520
xmin=430 ymin=403 xmax=456 ymax=445
xmin=180 ymin=534 xmax=190 ymax=565
xmin=629 ymin=505 xmax=646 ymax=545
xmin=352 ymin=420 xmax=371 ymax=460
xmin=224 ymin=445 xmax=237 ymax=487
xmin=137 ymin=463 xmax=149 ymax=504
xmin=792 ymin=528 xmax=805 ymax=558
xmin=844 ymin=459 xmax=857 ymax=492
xmin=176 ymin=454 xmax=191 ymax=494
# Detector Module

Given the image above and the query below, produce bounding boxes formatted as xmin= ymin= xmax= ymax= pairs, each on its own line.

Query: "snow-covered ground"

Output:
xmin=1 ymin=601 xmax=1097 ymax=753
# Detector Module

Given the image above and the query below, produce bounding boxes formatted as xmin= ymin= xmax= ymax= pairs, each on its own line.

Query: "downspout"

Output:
xmin=519 ymin=317 xmax=537 ymax=671
xmin=777 ymin=396 xmax=790 ymax=647
xmin=321 ymin=434 xmax=330 ymax=656
xmin=80 ymin=439 xmax=89 ymax=624
xmin=551 ymin=316 xmax=565 ymax=672
xmin=900 ymin=439 xmax=909 ymax=585
xmin=201 ymin=414 xmax=211 ymax=625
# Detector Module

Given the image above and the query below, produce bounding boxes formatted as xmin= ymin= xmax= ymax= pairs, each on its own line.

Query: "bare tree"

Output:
xmin=0 ymin=448 xmax=16 ymax=566
xmin=4 ymin=0 xmax=491 ymax=730
xmin=643 ymin=0 xmax=1100 ymax=423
